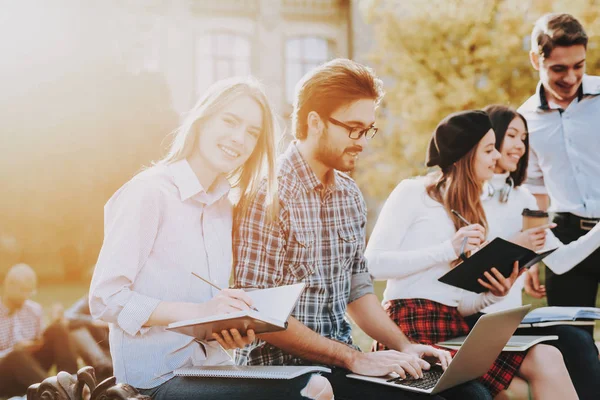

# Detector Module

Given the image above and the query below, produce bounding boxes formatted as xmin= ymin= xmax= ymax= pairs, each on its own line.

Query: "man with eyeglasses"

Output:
xmin=229 ymin=59 xmax=491 ymax=400
xmin=0 ymin=263 xmax=78 ymax=397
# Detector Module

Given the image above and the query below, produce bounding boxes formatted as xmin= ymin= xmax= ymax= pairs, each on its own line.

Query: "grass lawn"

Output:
xmin=35 ymin=273 xmax=600 ymax=352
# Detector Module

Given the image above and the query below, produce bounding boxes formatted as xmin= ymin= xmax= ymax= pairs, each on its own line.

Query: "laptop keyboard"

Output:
xmin=386 ymin=365 xmax=444 ymax=390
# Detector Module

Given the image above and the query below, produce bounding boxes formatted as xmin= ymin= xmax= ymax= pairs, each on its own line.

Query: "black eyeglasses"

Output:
xmin=328 ymin=117 xmax=378 ymax=140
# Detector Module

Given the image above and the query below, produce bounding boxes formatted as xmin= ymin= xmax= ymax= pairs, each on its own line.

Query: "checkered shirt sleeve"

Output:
xmin=233 ymin=145 xmax=374 ymax=366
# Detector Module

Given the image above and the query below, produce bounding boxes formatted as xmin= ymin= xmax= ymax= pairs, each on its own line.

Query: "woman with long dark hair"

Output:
xmin=480 ymin=104 xmax=600 ymax=399
xmin=366 ymin=110 xmax=577 ymax=399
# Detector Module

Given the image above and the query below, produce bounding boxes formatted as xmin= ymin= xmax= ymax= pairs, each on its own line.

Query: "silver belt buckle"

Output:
xmin=580 ymin=219 xmax=598 ymax=231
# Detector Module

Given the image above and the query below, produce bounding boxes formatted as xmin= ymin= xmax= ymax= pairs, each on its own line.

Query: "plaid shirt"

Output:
xmin=233 ymin=142 xmax=374 ymax=366
xmin=0 ymin=299 xmax=44 ymax=359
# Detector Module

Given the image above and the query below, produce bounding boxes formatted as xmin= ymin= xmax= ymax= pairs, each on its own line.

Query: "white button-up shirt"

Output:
xmin=519 ymin=74 xmax=600 ymax=218
xmin=90 ymin=159 xmax=233 ymax=389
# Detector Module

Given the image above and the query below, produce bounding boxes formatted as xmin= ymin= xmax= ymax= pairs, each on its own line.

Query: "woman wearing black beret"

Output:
xmin=366 ymin=110 xmax=577 ymax=399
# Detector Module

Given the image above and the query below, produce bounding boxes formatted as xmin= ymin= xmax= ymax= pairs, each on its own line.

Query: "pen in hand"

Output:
xmin=451 ymin=209 xmax=472 ymax=226
xmin=451 ymin=209 xmax=473 ymax=261
xmin=191 ymin=271 xmax=259 ymax=312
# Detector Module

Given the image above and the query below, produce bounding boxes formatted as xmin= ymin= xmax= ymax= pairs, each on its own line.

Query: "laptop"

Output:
xmin=346 ymin=305 xmax=531 ymax=394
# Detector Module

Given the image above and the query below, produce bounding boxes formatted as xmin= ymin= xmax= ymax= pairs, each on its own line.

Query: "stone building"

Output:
xmin=121 ymin=0 xmax=354 ymax=118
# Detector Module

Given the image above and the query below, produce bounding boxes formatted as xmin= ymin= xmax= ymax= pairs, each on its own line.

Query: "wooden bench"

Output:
xmin=27 ymin=366 xmax=150 ymax=400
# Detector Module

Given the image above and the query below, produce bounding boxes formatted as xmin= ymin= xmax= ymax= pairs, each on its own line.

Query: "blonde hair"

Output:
xmin=159 ymin=76 xmax=278 ymax=221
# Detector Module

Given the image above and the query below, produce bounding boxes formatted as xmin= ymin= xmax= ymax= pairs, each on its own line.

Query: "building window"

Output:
xmin=195 ymin=33 xmax=252 ymax=96
xmin=285 ymin=37 xmax=330 ymax=104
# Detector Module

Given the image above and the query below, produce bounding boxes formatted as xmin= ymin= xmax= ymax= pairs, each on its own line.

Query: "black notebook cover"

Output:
xmin=438 ymin=238 xmax=557 ymax=293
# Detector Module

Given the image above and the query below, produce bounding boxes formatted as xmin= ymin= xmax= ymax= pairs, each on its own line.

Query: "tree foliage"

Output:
xmin=0 ymin=2 xmax=179 ymax=280
xmin=357 ymin=0 xmax=600 ymax=201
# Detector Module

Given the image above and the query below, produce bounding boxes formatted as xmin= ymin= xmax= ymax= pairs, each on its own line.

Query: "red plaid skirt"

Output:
xmin=375 ymin=298 xmax=526 ymax=397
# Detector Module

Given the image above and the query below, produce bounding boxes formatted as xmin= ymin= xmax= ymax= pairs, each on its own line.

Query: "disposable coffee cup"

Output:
xmin=522 ymin=208 xmax=549 ymax=230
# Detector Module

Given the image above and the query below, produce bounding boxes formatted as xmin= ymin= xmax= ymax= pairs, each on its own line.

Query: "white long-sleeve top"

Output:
xmin=89 ymin=160 xmax=233 ymax=389
xmin=366 ymin=178 xmax=503 ymax=316
xmin=482 ymin=173 xmax=600 ymax=312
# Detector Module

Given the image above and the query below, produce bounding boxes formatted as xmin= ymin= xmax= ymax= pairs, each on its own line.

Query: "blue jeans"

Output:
xmin=138 ymin=374 xmax=315 ymax=399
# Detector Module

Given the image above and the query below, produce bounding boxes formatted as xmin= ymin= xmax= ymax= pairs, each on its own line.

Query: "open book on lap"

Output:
xmin=437 ymin=335 xmax=558 ymax=351
xmin=518 ymin=306 xmax=600 ymax=328
xmin=174 ymin=365 xmax=331 ymax=380
xmin=167 ymin=283 xmax=305 ymax=341
xmin=438 ymin=237 xmax=557 ymax=293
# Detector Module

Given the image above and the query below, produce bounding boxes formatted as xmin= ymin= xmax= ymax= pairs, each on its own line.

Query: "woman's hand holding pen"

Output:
xmin=478 ymin=261 xmax=523 ymax=297
xmin=451 ymin=224 xmax=486 ymax=257
xmin=205 ymin=288 xmax=256 ymax=314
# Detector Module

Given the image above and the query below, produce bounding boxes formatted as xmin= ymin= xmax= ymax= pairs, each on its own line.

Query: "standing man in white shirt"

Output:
xmin=518 ymin=13 xmax=600 ymax=335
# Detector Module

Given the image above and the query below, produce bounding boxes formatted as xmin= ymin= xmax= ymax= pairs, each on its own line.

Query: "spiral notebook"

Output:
xmin=174 ymin=365 xmax=331 ymax=380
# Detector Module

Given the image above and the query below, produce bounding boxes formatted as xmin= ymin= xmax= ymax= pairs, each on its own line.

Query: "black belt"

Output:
xmin=554 ymin=212 xmax=600 ymax=231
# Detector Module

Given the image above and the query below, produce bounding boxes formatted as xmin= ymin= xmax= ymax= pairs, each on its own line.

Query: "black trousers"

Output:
xmin=324 ymin=367 xmax=492 ymax=400
xmin=139 ymin=374 xmax=315 ymax=400
xmin=514 ymin=325 xmax=600 ymax=400
xmin=0 ymin=322 xmax=78 ymax=398
xmin=546 ymin=212 xmax=600 ymax=336
xmin=465 ymin=312 xmax=600 ymax=400
xmin=141 ymin=367 xmax=491 ymax=400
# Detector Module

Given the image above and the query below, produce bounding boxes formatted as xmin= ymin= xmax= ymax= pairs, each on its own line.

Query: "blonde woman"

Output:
xmin=89 ymin=77 xmax=332 ymax=400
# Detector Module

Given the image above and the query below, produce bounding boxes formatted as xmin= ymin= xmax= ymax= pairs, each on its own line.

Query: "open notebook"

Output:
xmin=174 ymin=365 xmax=331 ymax=380
xmin=167 ymin=283 xmax=305 ymax=341
xmin=437 ymin=335 xmax=558 ymax=351
xmin=518 ymin=306 xmax=600 ymax=328
xmin=438 ymin=237 xmax=556 ymax=293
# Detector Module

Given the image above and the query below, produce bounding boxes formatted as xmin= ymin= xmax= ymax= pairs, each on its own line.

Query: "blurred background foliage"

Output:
xmin=356 ymin=0 xmax=600 ymax=201
xmin=0 ymin=0 xmax=599 ymax=283
xmin=0 ymin=2 xmax=179 ymax=280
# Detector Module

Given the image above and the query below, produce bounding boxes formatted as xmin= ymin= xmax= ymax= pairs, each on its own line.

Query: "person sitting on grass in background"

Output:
xmin=0 ymin=263 xmax=78 ymax=398
xmin=65 ymin=292 xmax=113 ymax=381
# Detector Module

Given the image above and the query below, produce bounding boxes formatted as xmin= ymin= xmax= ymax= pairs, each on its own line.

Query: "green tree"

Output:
xmin=358 ymin=0 xmax=600 ymax=201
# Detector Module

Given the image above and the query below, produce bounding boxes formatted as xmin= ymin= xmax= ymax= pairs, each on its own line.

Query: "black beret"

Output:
xmin=426 ymin=110 xmax=493 ymax=169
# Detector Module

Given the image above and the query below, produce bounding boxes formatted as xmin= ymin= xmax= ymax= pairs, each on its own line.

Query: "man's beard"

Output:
xmin=315 ymin=126 xmax=362 ymax=173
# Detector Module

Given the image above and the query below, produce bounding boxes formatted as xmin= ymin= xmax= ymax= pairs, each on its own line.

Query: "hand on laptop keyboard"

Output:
xmin=386 ymin=364 xmax=445 ymax=390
